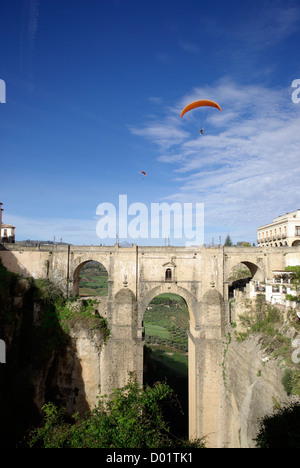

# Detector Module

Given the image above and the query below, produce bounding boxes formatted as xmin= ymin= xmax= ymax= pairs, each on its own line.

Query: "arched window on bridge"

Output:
xmin=165 ymin=268 xmax=172 ymax=281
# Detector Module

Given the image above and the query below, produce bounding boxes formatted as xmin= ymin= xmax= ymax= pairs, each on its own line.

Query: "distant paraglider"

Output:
xmin=139 ymin=171 xmax=147 ymax=180
xmin=181 ymin=99 xmax=221 ymax=134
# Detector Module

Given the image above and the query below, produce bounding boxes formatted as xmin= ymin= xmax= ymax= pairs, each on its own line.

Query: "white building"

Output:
xmin=0 ymin=203 xmax=15 ymax=244
xmin=1 ymin=224 xmax=15 ymax=243
xmin=0 ymin=202 xmax=2 ymax=234
xmin=257 ymin=209 xmax=300 ymax=247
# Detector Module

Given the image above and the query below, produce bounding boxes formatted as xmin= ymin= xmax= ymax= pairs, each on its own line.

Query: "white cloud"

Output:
xmin=130 ymin=79 xmax=300 ymax=242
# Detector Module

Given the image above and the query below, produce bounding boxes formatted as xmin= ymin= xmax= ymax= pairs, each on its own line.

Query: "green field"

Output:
xmin=144 ymin=323 xmax=170 ymax=340
xmin=149 ymin=347 xmax=188 ymax=377
xmin=79 ymin=262 xmax=108 ymax=296
xmin=144 ymin=294 xmax=189 ymax=352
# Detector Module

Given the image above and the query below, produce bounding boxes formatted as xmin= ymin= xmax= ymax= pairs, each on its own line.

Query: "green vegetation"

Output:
xmin=144 ymin=294 xmax=189 ymax=353
xmin=235 ymin=305 xmax=294 ymax=360
xmin=234 ymin=298 xmax=300 ymax=398
xmin=143 ymin=294 xmax=189 ymax=438
xmin=255 ymin=401 xmax=300 ymax=448
xmin=79 ymin=261 xmax=108 ymax=296
xmin=0 ymin=263 xmax=111 ymax=447
xmin=282 ymin=368 xmax=300 ymax=396
xmin=222 ymin=332 xmax=232 ymax=387
xmin=145 ymin=323 xmax=170 ymax=340
xmin=146 ymin=347 xmax=188 ymax=378
xmin=26 ymin=375 xmax=205 ymax=449
xmin=228 ymin=264 xmax=252 ymax=283
xmin=32 ymin=279 xmax=109 ymax=346
xmin=224 ymin=234 xmax=233 ymax=246
xmin=224 ymin=235 xmax=253 ymax=247
xmin=285 ymin=265 xmax=300 ymax=303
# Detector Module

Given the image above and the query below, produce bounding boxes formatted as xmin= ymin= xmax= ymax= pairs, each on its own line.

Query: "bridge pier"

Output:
xmin=99 ymin=288 xmax=144 ymax=395
xmin=188 ymin=287 xmax=226 ymax=447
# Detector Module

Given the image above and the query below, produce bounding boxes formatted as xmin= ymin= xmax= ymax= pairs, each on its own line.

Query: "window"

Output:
xmin=295 ymin=226 xmax=300 ymax=236
xmin=165 ymin=268 xmax=172 ymax=281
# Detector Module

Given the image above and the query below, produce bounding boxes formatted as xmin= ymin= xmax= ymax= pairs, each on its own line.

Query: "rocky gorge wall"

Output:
xmin=0 ymin=264 xmax=107 ymax=447
xmin=225 ymin=335 xmax=290 ymax=447
xmin=224 ymin=296 xmax=300 ymax=448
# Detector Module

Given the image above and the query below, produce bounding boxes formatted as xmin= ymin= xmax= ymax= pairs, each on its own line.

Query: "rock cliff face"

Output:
xmin=223 ymin=293 xmax=300 ymax=447
xmin=36 ymin=323 xmax=104 ymax=416
xmin=0 ymin=266 xmax=106 ymax=447
xmin=224 ymin=335 xmax=292 ymax=448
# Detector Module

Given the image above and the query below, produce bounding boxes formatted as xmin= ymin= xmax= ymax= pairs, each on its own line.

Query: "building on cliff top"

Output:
xmin=0 ymin=203 xmax=15 ymax=244
xmin=257 ymin=209 xmax=300 ymax=247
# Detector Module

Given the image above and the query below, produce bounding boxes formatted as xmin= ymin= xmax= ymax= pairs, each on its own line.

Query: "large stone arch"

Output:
xmin=140 ymin=283 xmax=199 ymax=442
xmin=139 ymin=283 xmax=198 ymax=328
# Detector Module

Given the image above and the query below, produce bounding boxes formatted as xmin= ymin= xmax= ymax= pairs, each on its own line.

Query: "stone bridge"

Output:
xmin=1 ymin=243 xmax=299 ymax=447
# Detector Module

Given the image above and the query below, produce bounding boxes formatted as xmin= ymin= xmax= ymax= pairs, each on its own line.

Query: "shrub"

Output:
xmin=255 ymin=402 xmax=300 ymax=448
xmin=27 ymin=375 xmax=205 ymax=448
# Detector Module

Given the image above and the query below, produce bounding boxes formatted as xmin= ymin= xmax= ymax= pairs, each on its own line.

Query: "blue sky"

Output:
xmin=1 ymin=0 xmax=300 ymax=246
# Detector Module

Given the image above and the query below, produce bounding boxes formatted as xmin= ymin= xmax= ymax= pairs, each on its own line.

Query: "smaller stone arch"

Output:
xmin=241 ymin=261 xmax=264 ymax=281
xmin=72 ymin=260 xmax=109 ymax=297
xmin=227 ymin=260 xmax=264 ymax=282
xmin=226 ymin=260 xmax=265 ymax=300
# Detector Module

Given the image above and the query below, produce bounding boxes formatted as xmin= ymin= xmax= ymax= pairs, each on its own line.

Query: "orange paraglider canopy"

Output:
xmin=139 ymin=171 xmax=147 ymax=176
xmin=180 ymin=99 xmax=222 ymax=118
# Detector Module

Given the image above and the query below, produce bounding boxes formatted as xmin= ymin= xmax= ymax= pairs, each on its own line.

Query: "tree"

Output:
xmin=285 ymin=265 xmax=300 ymax=301
xmin=255 ymin=402 xmax=300 ymax=448
xmin=236 ymin=241 xmax=251 ymax=247
xmin=289 ymin=266 xmax=300 ymax=294
xmin=27 ymin=375 xmax=205 ymax=448
xmin=224 ymin=234 xmax=233 ymax=246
